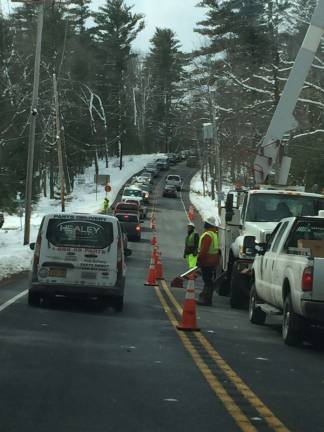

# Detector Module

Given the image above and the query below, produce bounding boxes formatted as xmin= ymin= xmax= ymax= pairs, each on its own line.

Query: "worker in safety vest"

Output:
xmin=103 ymin=197 xmax=109 ymax=214
xmin=183 ymin=222 xmax=199 ymax=268
xmin=197 ymin=216 xmax=220 ymax=306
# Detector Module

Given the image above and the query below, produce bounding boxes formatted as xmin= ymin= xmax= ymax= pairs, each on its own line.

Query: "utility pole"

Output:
xmin=53 ymin=73 xmax=65 ymax=212
xmin=23 ymin=0 xmax=44 ymax=245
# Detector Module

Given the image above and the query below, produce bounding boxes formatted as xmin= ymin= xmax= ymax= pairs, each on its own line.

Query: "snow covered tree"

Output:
xmin=93 ymin=0 xmax=144 ymax=157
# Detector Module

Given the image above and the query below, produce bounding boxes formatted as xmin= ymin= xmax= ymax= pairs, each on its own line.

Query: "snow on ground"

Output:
xmin=189 ymin=171 xmax=232 ymax=224
xmin=0 ymin=154 xmax=157 ymax=281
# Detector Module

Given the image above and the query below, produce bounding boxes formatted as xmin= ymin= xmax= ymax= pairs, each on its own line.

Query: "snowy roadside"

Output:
xmin=0 ymin=154 xmax=157 ymax=281
xmin=189 ymin=171 xmax=232 ymax=224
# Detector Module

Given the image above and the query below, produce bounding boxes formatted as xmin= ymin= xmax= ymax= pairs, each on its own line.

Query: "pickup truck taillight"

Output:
xmin=136 ymin=224 xmax=141 ymax=232
xmin=302 ymin=267 xmax=313 ymax=291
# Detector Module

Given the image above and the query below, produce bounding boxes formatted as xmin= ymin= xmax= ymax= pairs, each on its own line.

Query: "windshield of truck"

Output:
xmin=123 ymin=188 xmax=143 ymax=198
xmin=167 ymin=175 xmax=180 ymax=181
xmin=46 ymin=218 xmax=114 ymax=249
xmin=245 ymin=193 xmax=324 ymax=222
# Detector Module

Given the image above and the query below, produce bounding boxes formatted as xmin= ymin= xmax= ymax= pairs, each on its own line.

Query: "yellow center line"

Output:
xmin=160 ymin=279 xmax=290 ymax=432
xmin=154 ymin=286 xmax=257 ymax=432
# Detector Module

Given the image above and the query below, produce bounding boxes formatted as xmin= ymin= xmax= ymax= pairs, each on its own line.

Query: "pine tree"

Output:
xmin=66 ymin=0 xmax=91 ymax=35
xmin=145 ymin=28 xmax=186 ymax=152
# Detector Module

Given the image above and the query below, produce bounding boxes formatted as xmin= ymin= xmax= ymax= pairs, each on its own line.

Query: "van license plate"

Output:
xmin=49 ymin=268 xmax=66 ymax=277
xmin=81 ymin=271 xmax=97 ymax=280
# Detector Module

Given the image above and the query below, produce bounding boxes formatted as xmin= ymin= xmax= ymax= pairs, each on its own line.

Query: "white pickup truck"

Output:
xmin=248 ymin=214 xmax=324 ymax=346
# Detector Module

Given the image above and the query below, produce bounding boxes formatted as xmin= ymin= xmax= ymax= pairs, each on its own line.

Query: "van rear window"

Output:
xmin=46 ymin=218 xmax=113 ymax=249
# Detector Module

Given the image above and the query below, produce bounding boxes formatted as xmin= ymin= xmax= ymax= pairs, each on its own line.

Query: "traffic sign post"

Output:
xmin=105 ymin=184 xmax=111 ymax=194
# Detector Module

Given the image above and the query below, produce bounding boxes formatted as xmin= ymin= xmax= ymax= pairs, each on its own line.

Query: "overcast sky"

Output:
xmin=1 ymin=0 xmax=207 ymax=53
xmin=91 ymin=0 xmax=207 ymax=52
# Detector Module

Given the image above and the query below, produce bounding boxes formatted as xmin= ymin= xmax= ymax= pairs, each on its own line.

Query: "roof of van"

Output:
xmin=44 ymin=213 xmax=118 ymax=221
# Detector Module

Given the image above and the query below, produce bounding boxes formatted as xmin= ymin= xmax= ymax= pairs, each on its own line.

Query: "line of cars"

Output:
xmin=112 ymin=154 xmax=184 ymax=240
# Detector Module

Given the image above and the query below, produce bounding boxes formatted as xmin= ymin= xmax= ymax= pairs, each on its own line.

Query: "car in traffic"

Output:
xmin=115 ymin=213 xmax=141 ymax=242
xmin=144 ymin=163 xmax=159 ymax=177
xmin=121 ymin=186 xmax=144 ymax=202
xmin=134 ymin=176 xmax=152 ymax=188
xmin=156 ymin=158 xmax=169 ymax=170
xmin=163 ymin=184 xmax=178 ymax=198
xmin=165 ymin=174 xmax=182 ymax=191
xmin=29 ymin=213 xmax=127 ymax=311
xmin=132 ymin=182 xmax=150 ymax=203
xmin=114 ymin=201 xmax=140 ymax=217
xmin=140 ymin=171 xmax=153 ymax=184
xmin=167 ymin=153 xmax=177 ymax=164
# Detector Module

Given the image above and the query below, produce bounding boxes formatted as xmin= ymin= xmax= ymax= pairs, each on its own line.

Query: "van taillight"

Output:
xmin=136 ymin=224 xmax=141 ymax=232
xmin=302 ymin=267 xmax=313 ymax=291
xmin=33 ymin=233 xmax=42 ymax=267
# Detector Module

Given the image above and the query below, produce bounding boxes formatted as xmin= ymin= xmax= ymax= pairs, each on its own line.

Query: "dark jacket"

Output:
xmin=184 ymin=231 xmax=199 ymax=256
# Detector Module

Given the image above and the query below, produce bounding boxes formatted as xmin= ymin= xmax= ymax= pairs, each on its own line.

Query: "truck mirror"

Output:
xmin=29 ymin=242 xmax=35 ymax=251
xmin=225 ymin=193 xmax=234 ymax=212
xmin=243 ymin=236 xmax=256 ymax=256
xmin=255 ymin=243 xmax=266 ymax=255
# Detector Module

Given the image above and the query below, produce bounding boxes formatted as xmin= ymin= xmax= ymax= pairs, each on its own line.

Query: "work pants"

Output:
xmin=199 ymin=266 xmax=216 ymax=304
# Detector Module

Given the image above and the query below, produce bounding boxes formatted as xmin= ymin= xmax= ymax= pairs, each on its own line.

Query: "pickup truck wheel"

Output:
xmin=282 ymin=294 xmax=302 ymax=346
xmin=249 ymin=283 xmax=266 ymax=325
xmin=230 ymin=265 xmax=248 ymax=309
xmin=28 ymin=291 xmax=41 ymax=307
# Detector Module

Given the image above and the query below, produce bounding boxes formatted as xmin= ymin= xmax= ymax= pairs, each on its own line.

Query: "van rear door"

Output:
xmin=40 ymin=215 xmax=117 ymax=287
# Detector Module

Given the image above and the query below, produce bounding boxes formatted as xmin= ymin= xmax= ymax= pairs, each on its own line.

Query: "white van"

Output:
xmin=29 ymin=213 xmax=127 ymax=311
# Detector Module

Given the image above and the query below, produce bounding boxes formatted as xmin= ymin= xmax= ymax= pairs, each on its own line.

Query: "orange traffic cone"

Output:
xmin=156 ymin=255 xmax=164 ymax=279
xmin=152 ymin=246 xmax=159 ymax=265
xmin=151 ymin=234 xmax=157 ymax=246
xmin=188 ymin=205 xmax=195 ymax=221
xmin=177 ymin=274 xmax=200 ymax=331
xmin=144 ymin=257 xmax=158 ymax=286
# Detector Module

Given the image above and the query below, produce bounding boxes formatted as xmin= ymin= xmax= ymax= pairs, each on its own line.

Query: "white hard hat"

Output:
xmin=204 ymin=216 xmax=219 ymax=227
xmin=187 ymin=221 xmax=195 ymax=227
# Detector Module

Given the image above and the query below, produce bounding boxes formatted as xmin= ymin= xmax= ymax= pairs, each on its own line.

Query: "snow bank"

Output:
xmin=189 ymin=171 xmax=232 ymax=224
xmin=0 ymin=154 xmax=156 ymax=281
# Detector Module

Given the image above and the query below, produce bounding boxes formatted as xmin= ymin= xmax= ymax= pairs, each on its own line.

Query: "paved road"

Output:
xmin=1 ymin=162 xmax=324 ymax=432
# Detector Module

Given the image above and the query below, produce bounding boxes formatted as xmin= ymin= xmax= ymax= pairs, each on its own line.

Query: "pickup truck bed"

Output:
xmin=250 ymin=216 xmax=324 ymax=346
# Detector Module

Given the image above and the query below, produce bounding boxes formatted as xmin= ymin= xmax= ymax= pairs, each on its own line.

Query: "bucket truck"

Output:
xmin=218 ymin=0 xmax=324 ymax=308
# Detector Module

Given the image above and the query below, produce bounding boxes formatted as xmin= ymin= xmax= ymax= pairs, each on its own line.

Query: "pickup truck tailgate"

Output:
xmin=312 ymin=257 xmax=324 ymax=301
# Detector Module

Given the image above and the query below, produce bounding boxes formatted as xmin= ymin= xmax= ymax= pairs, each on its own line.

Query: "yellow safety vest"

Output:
xmin=198 ymin=230 xmax=219 ymax=255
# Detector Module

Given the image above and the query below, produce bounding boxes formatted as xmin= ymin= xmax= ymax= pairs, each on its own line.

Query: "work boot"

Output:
xmin=196 ymin=299 xmax=212 ymax=306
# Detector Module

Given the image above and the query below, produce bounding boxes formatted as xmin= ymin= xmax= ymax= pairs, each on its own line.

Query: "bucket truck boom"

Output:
xmin=254 ymin=0 xmax=324 ymax=185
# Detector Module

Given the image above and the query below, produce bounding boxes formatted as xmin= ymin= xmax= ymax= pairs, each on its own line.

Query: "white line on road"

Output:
xmin=0 ymin=290 xmax=28 ymax=312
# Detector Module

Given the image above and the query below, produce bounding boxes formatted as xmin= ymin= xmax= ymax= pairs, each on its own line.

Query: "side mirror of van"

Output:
xmin=29 ymin=242 xmax=35 ymax=251
xmin=225 ymin=210 xmax=234 ymax=222
xmin=225 ymin=193 xmax=234 ymax=222
xmin=242 ymin=236 xmax=256 ymax=256
xmin=225 ymin=193 xmax=234 ymax=212
xmin=124 ymin=248 xmax=132 ymax=257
